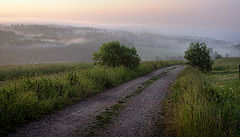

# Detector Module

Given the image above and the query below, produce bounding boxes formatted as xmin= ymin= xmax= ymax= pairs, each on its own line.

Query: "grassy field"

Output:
xmin=0 ymin=63 xmax=93 ymax=81
xmin=0 ymin=60 xmax=183 ymax=136
xmin=161 ymin=57 xmax=240 ymax=137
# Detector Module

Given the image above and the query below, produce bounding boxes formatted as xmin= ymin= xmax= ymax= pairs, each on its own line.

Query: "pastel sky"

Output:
xmin=0 ymin=0 xmax=240 ymax=42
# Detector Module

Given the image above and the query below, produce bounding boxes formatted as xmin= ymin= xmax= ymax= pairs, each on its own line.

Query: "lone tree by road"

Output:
xmin=184 ymin=42 xmax=214 ymax=72
xmin=93 ymin=41 xmax=141 ymax=68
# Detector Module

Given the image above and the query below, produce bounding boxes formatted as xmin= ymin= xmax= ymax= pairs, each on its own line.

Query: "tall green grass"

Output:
xmin=210 ymin=57 xmax=240 ymax=81
xmin=0 ymin=60 xmax=183 ymax=136
xmin=212 ymin=57 xmax=240 ymax=71
xmin=161 ymin=58 xmax=240 ymax=137
xmin=0 ymin=63 xmax=93 ymax=81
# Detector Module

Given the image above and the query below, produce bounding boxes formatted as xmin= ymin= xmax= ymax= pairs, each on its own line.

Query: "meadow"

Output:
xmin=161 ymin=57 xmax=240 ymax=137
xmin=0 ymin=63 xmax=93 ymax=81
xmin=0 ymin=60 xmax=183 ymax=136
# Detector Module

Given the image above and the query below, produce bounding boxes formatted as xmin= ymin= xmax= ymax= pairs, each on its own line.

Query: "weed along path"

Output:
xmin=8 ymin=65 xmax=184 ymax=137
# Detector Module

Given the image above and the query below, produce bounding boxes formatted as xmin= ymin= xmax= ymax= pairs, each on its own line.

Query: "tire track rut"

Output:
xmin=96 ymin=66 xmax=185 ymax=137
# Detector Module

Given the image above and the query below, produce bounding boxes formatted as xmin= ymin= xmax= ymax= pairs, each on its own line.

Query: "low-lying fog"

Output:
xmin=0 ymin=24 xmax=239 ymax=65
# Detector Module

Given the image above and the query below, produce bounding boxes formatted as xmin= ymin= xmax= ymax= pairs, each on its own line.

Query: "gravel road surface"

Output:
xmin=7 ymin=66 xmax=180 ymax=137
xmin=97 ymin=65 xmax=185 ymax=137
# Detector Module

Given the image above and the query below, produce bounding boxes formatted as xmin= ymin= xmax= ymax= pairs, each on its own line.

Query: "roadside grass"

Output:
xmin=0 ymin=63 xmax=93 ymax=81
xmin=160 ymin=58 xmax=240 ymax=137
xmin=0 ymin=60 xmax=183 ymax=136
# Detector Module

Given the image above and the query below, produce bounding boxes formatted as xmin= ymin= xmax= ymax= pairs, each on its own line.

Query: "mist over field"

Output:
xmin=0 ymin=24 xmax=239 ymax=65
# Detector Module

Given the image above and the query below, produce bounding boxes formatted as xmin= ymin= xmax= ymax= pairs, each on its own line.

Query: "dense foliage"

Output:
xmin=93 ymin=41 xmax=141 ymax=68
xmin=184 ymin=42 xmax=214 ymax=72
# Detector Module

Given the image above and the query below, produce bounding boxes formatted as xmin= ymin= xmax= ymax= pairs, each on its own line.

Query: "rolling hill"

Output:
xmin=0 ymin=24 xmax=238 ymax=65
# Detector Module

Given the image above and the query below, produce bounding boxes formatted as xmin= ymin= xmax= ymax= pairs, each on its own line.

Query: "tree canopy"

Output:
xmin=93 ymin=41 xmax=141 ymax=68
xmin=184 ymin=42 xmax=214 ymax=72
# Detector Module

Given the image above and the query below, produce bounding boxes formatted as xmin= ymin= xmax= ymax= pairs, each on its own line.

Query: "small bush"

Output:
xmin=184 ymin=42 xmax=214 ymax=73
xmin=93 ymin=41 xmax=141 ymax=69
xmin=215 ymin=54 xmax=222 ymax=59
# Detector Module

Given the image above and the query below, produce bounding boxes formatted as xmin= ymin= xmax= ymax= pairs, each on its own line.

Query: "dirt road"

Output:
xmin=97 ymin=66 xmax=185 ymax=137
xmin=8 ymin=65 xmax=184 ymax=137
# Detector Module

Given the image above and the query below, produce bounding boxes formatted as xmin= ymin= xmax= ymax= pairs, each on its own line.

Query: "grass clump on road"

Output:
xmin=160 ymin=57 xmax=240 ymax=137
xmin=0 ymin=60 xmax=183 ymax=136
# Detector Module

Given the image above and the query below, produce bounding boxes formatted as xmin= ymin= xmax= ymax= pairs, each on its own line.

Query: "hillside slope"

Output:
xmin=0 ymin=25 xmax=237 ymax=65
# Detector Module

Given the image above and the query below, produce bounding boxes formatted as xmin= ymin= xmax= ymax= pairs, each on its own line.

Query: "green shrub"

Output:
xmin=215 ymin=54 xmax=222 ymax=59
xmin=93 ymin=41 xmax=141 ymax=69
xmin=184 ymin=42 xmax=214 ymax=73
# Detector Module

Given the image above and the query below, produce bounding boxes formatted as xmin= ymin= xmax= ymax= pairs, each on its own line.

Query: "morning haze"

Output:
xmin=1 ymin=0 xmax=240 ymax=42
xmin=1 ymin=1 xmax=240 ymax=137
xmin=0 ymin=0 xmax=239 ymax=65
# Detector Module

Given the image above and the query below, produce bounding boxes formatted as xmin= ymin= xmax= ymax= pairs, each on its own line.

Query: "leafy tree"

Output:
xmin=93 ymin=41 xmax=141 ymax=68
xmin=215 ymin=54 xmax=222 ymax=59
xmin=184 ymin=42 xmax=214 ymax=72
